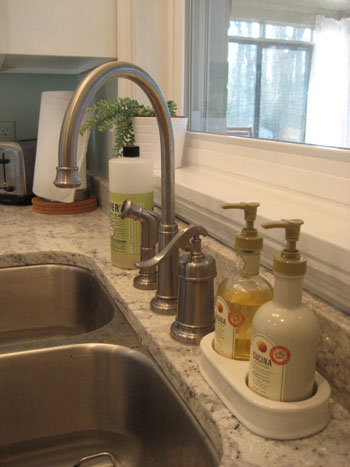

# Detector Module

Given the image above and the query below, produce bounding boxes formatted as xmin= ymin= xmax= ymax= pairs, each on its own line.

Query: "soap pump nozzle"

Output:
xmin=222 ymin=202 xmax=262 ymax=251
xmin=262 ymin=219 xmax=306 ymax=276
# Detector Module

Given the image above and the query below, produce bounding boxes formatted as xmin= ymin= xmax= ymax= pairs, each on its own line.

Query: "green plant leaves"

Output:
xmin=80 ymin=97 xmax=177 ymax=157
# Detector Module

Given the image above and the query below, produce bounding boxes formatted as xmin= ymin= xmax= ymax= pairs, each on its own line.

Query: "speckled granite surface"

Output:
xmin=0 ymin=203 xmax=349 ymax=467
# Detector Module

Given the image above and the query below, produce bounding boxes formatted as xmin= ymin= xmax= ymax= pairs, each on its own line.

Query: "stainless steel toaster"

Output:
xmin=0 ymin=140 xmax=37 ymax=205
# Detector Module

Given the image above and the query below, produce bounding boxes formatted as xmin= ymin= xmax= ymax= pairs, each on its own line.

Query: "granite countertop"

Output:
xmin=1 ymin=204 xmax=349 ymax=467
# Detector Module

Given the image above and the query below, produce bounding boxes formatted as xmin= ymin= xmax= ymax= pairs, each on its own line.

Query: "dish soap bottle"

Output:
xmin=109 ymin=146 xmax=153 ymax=269
xmin=248 ymin=219 xmax=320 ymax=402
xmin=214 ymin=203 xmax=273 ymax=360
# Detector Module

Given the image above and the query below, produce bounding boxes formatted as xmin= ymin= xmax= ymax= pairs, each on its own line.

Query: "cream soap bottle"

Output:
xmin=248 ymin=219 xmax=320 ymax=402
xmin=214 ymin=203 xmax=273 ymax=360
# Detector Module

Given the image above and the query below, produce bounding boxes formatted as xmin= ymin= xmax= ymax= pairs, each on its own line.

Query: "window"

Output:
xmin=188 ymin=0 xmax=350 ymax=149
xmin=227 ymin=20 xmax=313 ymax=143
xmin=183 ymin=0 xmax=350 ymax=312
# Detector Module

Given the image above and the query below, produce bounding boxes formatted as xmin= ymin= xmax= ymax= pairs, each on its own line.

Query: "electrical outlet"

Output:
xmin=0 ymin=121 xmax=16 ymax=141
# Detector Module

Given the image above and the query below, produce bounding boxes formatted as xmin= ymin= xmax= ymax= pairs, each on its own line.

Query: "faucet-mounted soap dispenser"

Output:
xmin=137 ymin=225 xmax=217 ymax=345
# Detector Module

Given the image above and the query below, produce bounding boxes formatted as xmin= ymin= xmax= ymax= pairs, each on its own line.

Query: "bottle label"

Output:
xmin=248 ymin=334 xmax=291 ymax=401
xmin=109 ymin=191 xmax=153 ymax=255
xmin=214 ymin=296 xmax=233 ymax=358
xmin=214 ymin=296 xmax=256 ymax=359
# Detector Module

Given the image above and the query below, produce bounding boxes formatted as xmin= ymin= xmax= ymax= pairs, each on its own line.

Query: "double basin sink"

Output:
xmin=0 ymin=264 xmax=219 ymax=467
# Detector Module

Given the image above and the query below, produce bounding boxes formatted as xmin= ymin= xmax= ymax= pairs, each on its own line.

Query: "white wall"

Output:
xmin=117 ymin=0 xmax=185 ymax=113
xmin=0 ymin=0 xmax=117 ymax=57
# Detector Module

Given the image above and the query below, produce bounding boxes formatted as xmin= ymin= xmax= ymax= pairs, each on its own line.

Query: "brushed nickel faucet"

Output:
xmin=54 ymin=61 xmax=178 ymax=314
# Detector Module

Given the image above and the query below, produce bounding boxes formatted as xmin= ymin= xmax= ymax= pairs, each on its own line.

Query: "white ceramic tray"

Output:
xmin=200 ymin=332 xmax=331 ymax=440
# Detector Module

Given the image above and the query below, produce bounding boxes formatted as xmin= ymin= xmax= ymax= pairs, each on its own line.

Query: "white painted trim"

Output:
xmin=166 ymin=0 xmax=186 ymax=113
xmin=184 ymin=132 xmax=350 ymax=205
xmin=153 ymin=131 xmax=350 ymax=312
xmin=116 ymin=0 xmax=185 ymax=108
xmin=116 ymin=0 xmax=137 ymax=98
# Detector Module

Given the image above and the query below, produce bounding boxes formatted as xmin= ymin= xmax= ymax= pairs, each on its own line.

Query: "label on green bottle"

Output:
xmin=109 ymin=191 xmax=153 ymax=255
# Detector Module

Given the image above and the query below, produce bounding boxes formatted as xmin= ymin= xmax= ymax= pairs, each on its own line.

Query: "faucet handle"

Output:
xmin=136 ymin=224 xmax=207 ymax=269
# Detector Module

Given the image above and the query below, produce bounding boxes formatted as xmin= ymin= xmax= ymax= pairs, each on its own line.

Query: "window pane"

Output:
xmin=227 ymin=42 xmax=257 ymax=130
xmin=228 ymin=20 xmax=260 ymax=38
xmin=259 ymin=47 xmax=309 ymax=142
xmin=265 ymin=24 xmax=312 ymax=41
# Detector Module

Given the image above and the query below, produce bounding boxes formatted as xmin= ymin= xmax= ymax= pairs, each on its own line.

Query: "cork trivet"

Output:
xmin=32 ymin=196 xmax=97 ymax=215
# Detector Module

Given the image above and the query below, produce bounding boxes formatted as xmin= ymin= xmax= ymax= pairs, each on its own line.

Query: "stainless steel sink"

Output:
xmin=0 ymin=264 xmax=114 ymax=344
xmin=0 ymin=343 xmax=219 ymax=467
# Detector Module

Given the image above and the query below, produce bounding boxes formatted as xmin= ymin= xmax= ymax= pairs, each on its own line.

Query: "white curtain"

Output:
xmin=305 ymin=15 xmax=350 ymax=148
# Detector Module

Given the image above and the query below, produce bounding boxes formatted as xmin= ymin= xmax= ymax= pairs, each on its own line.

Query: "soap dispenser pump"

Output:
xmin=214 ymin=203 xmax=273 ymax=360
xmin=137 ymin=224 xmax=217 ymax=344
xmin=248 ymin=219 xmax=320 ymax=402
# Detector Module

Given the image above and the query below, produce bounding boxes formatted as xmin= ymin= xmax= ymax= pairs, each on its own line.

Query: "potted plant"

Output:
xmin=80 ymin=97 xmax=187 ymax=168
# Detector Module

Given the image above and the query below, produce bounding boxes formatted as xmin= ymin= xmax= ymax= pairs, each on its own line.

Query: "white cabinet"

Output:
xmin=0 ymin=0 xmax=117 ymax=74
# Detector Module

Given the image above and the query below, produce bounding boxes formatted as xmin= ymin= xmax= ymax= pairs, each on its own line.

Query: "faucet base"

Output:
xmin=170 ymin=320 xmax=214 ymax=345
xmin=133 ymin=273 xmax=157 ymax=290
xmin=151 ymin=295 xmax=177 ymax=315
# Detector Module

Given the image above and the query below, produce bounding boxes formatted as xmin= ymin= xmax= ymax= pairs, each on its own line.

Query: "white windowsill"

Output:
xmin=153 ymin=131 xmax=350 ymax=313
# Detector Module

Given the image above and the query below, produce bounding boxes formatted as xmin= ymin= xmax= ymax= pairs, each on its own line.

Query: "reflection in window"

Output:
xmin=260 ymin=48 xmax=308 ymax=142
xmin=187 ymin=0 xmax=350 ymax=148
xmin=227 ymin=20 xmax=312 ymax=143
xmin=227 ymin=42 xmax=256 ymax=131
xmin=228 ymin=20 xmax=260 ymax=38
xmin=265 ymin=24 xmax=312 ymax=41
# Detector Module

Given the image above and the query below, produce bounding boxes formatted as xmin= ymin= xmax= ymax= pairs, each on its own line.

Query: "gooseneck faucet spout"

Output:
xmin=54 ymin=61 xmax=178 ymax=314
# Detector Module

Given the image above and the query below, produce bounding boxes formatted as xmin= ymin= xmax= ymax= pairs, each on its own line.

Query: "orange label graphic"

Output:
xmin=228 ymin=310 xmax=245 ymax=328
xmin=257 ymin=340 xmax=267 ymax=353
xmin=270 ymin=345 xmax=291 ymax=365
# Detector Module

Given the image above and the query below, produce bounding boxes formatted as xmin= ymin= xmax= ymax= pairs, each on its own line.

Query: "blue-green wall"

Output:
xmin=0 ymin=73 xmax=117 ymax=178
xmin=0 ymin=73 xmax=79 ymax=140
